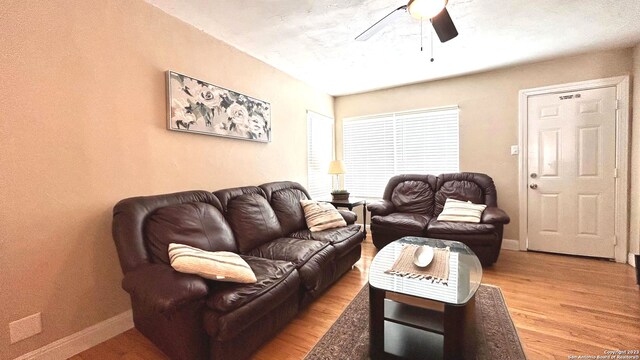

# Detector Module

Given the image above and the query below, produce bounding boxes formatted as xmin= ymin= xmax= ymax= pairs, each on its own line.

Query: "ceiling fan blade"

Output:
xmin=355 ymin=5 xmax=407 ymax=41
xmin=431 ymin=7 xmax=458 ymax=43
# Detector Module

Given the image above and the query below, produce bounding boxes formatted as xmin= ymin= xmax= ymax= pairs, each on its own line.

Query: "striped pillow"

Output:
xmin=168 ymin=243 xmax=257 ymax=283
xmin=300 ymin=200 xmax=347 ymax=232
xmin=437 ymin=198 xmax=487 ymax=223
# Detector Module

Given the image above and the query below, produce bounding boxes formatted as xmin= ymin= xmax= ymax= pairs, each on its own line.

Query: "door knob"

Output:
xmin=529 ymin=184 xmax=538 ymax=189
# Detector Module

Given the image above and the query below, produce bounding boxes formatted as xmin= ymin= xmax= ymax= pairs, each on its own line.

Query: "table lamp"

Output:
xmin=328 ymin=160 xmax=349 ymax=200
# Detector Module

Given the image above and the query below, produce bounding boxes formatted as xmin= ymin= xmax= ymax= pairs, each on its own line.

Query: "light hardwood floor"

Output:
xmin=72 ymin=237 xmax=640 ymax=360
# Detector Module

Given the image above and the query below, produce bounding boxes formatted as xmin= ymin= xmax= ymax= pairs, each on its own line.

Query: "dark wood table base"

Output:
xmin=369 ymin=284 xmax=477 ymax=360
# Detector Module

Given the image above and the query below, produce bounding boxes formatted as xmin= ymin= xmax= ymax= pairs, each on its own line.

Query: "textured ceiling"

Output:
xmin=146 ymin=0 xmax=640 ymax=95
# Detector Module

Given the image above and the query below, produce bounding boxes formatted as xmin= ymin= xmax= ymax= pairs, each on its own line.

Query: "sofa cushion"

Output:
xmin=434 ymin=180 xmax=485 ymax=216
xmin=427 ymin=220 xmax=495 ymax=235
xmin=260 ymin=182 xmax=310 ymax=235
xmin=371 ymin=213 xmax=431 ymax=233
xmin=226 ymin=193 xmax=283 ymax=253
xmin=246 ymin=237 xmax=330 ymax=265
xmin=271 ymin=188 xmax=309 ymax=234
xmin=213 ymin=186 xmax=265 ymax=211
xmin=301 ymin=200 xmax=347 ymax=232
xmin=426 ymin=221 xmax=497 ymax=247
xmin=289 ymin=224 xmax=359 ymax=243
xmin=145 ymin=202 xmax=237 ymax=264
xmin=204 ymin=269 xmax=300 ymax=342
xmin=247 ymin=237 xmax=337 ymax=292
xmin=289 ymin=224 xmax=364 ymax=257
xmin=206 ymin=256 xmax=297 ymax=313
xmin=168 ymin=243 xmax=256 ymax=283
xmin=324 ymin=227 xmax=364 ymax=258
xmin=391 ymin=180 xmax=435 ymax=214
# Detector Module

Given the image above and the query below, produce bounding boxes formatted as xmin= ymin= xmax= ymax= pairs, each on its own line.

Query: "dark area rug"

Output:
xmin=304 ymin=284 xmax=526 ymax=360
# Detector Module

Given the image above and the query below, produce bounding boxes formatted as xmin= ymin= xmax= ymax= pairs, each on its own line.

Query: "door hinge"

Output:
xmin=614 ymin=168 xmax=618 ymax=178
xmin=613 ymin=235 xmax=617 ymax=245
xmin=616 ymin=100 xmax=620 ymax=110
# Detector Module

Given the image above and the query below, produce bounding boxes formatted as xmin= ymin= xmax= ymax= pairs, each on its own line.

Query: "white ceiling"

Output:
xmin=146 ymin=0 xmax=640 ymax=96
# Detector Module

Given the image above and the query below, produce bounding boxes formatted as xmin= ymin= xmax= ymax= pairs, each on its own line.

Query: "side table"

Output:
xmin=318 ymin=198 xmax=367 ymax=237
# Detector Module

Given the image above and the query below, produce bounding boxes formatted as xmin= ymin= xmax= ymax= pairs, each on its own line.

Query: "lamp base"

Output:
xmin=331 ymin=191 xmax=350 ymax=201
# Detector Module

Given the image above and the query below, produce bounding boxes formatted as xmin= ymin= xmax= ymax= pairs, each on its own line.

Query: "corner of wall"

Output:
xmin=629 ymin=43 xmax=640 ymax=256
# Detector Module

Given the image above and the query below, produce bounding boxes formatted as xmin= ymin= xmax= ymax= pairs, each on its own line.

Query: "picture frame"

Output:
xmin=166 ymin=70 xmax=271 ymax=142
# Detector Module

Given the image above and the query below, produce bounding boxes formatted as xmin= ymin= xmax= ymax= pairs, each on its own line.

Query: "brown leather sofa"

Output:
xmin=112 ymin=181 xmax=364 ymax=360
xmin=367 ymin=173 xmax=510 ymax=266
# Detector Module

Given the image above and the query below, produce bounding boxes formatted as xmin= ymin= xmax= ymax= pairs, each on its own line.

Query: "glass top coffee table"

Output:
xmin=368 ymin=237 xmax=483 ymax=360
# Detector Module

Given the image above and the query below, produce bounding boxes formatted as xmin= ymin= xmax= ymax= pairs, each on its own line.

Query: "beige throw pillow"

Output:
xmin=168 ymin=243 xmax=257 ymax=283
xmin=437 ymin=198 xmax=487 ymax=223
xmin=300 ymin=200 xmax=347 ymax=232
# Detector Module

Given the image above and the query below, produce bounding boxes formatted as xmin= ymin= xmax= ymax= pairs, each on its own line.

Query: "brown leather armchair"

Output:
xmin=368 ymin=173 xmax=510 ymax=266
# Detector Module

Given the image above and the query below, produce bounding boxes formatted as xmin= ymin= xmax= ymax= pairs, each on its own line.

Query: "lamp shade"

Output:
xmin=408 ymin=0 xmax=447 ymax=19
xmin=328 ymin=160 xmax=347 ymax=174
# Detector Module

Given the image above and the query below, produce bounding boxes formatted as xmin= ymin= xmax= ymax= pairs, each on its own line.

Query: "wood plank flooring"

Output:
xmin=483 ymin=249 xmax=640 ymax=359
xmin=72 ymin=237 xmax=640 ymax=360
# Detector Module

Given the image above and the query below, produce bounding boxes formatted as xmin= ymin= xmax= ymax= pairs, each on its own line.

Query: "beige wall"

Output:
xmin=0 ymin=1 xmax=332 ymax=358
xmin=335 ymin=48 xmax=634 ymax=241
xmin=630 ymin=44 xmax=640 ymax=258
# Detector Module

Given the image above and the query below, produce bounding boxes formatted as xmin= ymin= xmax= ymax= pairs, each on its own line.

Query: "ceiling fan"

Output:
xmin=355 ymin=0 xmax=458 ymax=43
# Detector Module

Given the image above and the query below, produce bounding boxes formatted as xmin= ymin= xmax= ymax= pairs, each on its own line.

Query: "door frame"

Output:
xmin=518 ymin=76 xmax=630 ymax=263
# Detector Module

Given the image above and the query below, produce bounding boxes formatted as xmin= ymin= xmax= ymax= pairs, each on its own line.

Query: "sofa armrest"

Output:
xmin=122 ymin=264 xmax=209 ymax=314
xmin=481 ymin=207 xmax=510 ymax=225
xmin=367 ymin=200 xmax=395 ymax=217
xmin=338 ymin=209 xmax=357 ymax=224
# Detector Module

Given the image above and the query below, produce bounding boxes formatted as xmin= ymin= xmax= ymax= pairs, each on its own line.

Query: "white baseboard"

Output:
xmin=501 ymin=238 xmax=520 ymax=251
xmin=629 ymin=253 xmax=637 ymax=267
xmin=13 ymin=310 xmax=133 ymax=360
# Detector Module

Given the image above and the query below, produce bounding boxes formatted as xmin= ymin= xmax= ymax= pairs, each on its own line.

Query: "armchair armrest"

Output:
xmin=338 ymin=209 xmax=357 ymax=224
xmin=367 ymin=200 xmax=395 ymax=217
xmin=122 ymin=264 xmax=209 ymax=314
xmin=481 ymin=207 xmax=510 ymax=225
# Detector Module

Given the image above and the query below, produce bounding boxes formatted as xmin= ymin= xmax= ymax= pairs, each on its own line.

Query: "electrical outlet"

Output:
xmin=510 ymin=145 xmax=519 ymax=155
xmin=9 ymin=313 xmax=42 ymax=344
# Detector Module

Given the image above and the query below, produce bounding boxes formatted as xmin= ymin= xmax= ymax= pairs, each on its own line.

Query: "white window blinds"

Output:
xmin=343 ymin=107 xmax=459 ymax=198
xmin=307 ymin=111 xmax=334 ymax=199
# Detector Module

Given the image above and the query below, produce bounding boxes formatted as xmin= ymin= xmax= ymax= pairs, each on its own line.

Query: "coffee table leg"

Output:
xmin=443 ymin=296 xmax=476 ymax=360
xmin=369 ymin=285 xmax=385 ymax=359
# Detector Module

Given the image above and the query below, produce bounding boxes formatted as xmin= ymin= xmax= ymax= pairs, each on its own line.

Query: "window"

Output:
xmin=343 ymin=107 xmax=459 ymax=198
xmin=307 ymin=111 xmax=334 ymax=199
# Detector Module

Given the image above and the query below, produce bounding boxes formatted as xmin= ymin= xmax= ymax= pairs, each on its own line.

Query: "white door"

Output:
xmin=527 ymin=86 xmax=617 ymax=258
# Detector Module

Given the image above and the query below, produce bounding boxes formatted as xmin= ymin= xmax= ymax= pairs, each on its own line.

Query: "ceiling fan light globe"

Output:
xmin=408 ymin=0 xmax=447 ymax=19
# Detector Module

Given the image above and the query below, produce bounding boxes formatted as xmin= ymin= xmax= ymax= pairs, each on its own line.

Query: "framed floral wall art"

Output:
xmin=166 ymin=71 xmax=271 ymax=142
